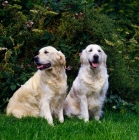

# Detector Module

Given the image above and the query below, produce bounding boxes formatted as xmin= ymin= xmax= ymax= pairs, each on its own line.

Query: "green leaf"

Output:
xmin=10 ymin=84 xmax=16 ymax=91
xmin=4 ymin=50 xmax=12 ymax=62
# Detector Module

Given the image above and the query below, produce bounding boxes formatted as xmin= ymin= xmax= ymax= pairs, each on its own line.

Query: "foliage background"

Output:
xmin=0 ymin=0 xmax=139 ymax=113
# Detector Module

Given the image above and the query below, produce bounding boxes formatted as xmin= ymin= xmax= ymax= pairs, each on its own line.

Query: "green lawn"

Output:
xmin=0 ymin=109 xmax=139 ymax=140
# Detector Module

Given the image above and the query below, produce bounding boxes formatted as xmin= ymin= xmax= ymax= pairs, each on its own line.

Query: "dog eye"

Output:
xmin=98 ymin=50 xmax=101 ymax=52
xmin=44 ymin=51 xmax=48 ymax=54
xmin=89 ymin=49 xmax=92 ymax=52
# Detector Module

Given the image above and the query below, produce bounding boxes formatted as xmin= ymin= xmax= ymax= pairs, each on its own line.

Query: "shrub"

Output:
xmin=0 ymin=0 xmax=138 ymax=112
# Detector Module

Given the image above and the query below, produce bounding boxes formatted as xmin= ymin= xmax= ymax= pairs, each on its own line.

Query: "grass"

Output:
xmin=0 ymin=109 xmax=139 ymax=140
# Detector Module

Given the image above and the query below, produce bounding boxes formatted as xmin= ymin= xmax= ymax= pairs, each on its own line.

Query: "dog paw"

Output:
xmin=78 ymin=115 xmax=89 ymax=122
xmin=84 ymin=118 xmax=89 ymax=122
xmin=46 ymin=118 xmax=54 ymax=126
xmin=94 ymin=116 xmax=100 ymax=121
xmin=78 ymin=115 xmax=82 ymax=120
xmin=48 ymin=121 xmax=54 ymax=126
xmin=59 ymin=118 xmax=64 ymax=123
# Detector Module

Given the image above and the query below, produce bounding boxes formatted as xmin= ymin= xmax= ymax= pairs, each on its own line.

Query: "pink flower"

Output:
xmin=66 ymin=66 xmax=72 ymax=70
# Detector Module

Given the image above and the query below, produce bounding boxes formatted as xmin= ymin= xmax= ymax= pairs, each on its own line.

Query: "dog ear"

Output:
xmin=80 ymin=49 xmax=87 ymax=65
xmin=102 ymin=50 xmax=107 ymax=66
xmin=56 ymin=51 xmax=66 ymax=68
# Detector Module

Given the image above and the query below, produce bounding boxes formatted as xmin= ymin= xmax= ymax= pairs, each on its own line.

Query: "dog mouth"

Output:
xmin=36 ymin=63 xmax=51 ymax=70
xmin=89 ymin=61 xmax=99 ymax=68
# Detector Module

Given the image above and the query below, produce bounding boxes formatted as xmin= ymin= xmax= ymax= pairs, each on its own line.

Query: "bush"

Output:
xmin=0 ymin=0 xmax=138 ymax=112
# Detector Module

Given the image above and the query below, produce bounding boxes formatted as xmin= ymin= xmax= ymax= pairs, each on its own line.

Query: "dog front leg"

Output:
xmin=40 ymin=101 xmax=53 ymax=125
xmin=79 ymin=95 xmax=89 ymax=122
xmin=94 ymin=106 xmax=103 ymax=121
xmin=58 ymin=104 xmax=64 ymax=123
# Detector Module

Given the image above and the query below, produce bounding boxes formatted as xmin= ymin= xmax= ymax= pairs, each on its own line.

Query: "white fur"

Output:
xmin=64 ymin=44 xmax=109 ymax=122
xmin=6 ymin=46 xmax=67 ymax=125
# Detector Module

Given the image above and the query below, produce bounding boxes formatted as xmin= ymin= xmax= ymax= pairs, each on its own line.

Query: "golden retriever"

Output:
xmin=64 ymin=44 xmax=109 ymax=122
xmin=6 ymin=46 xmax=67 ymax=125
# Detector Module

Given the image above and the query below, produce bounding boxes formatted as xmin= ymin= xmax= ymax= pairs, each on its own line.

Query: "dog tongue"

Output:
xmin=92 ymin=63 xmax=98 ymax=68
xmin=37 ymin=65 xmax=43 ymax=69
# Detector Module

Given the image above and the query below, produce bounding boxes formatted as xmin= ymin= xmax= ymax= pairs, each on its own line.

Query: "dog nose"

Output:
xmin=34 ymin=56 xmax=39 ymax=62
xmin=93 ymin=54 xmax=99 ymax=60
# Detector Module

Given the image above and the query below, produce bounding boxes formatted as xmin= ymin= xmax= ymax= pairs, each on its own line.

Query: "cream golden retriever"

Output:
xmin=6 ymin=46 xmax=67 ymax=125
xmin=64 ymin=44 xmax=109 ymax=122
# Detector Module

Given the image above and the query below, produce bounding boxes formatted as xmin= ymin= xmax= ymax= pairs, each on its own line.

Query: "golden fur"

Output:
xmin=6 ymin=46 xmax=67 ymax=125
xmin=64 ymin=44 xmax=109 ymax=122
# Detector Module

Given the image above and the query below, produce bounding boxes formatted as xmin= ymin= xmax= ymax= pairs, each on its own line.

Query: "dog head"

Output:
xmin=80 ymin=44 xmax=107 ymax=69
xmin=34 ymin=46 xmax=66 ymax=71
